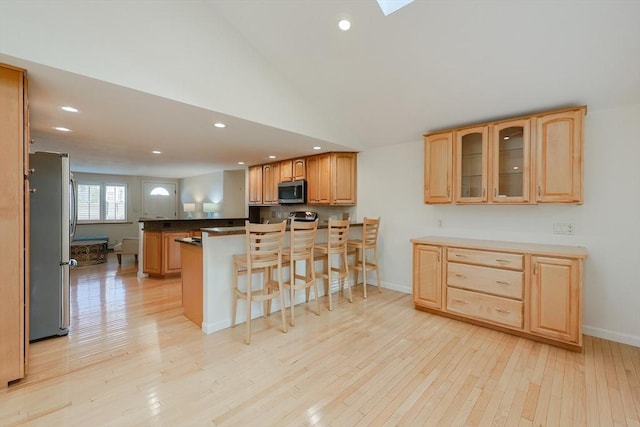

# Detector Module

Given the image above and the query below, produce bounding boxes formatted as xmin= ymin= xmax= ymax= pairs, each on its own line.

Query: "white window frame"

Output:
xmin=76 ymin=182 xmax=128 ymax=223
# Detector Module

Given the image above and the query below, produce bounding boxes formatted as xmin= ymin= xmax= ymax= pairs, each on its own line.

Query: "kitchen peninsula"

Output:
xmin=137 ymin=218 xmax=246 ymax=279
xmin=177 ymin=221 xmax=363 ymax=333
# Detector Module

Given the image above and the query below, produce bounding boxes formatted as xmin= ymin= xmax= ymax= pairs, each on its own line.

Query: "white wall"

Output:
xmin=356 ymin=103 xmax=640 ymax=347
xmin=180 ymin=170 xmax=246 ymax=219
xmin=0 ymin=0 xmax=351 ymax=146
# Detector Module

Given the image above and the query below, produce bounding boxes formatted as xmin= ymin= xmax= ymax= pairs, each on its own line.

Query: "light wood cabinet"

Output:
xmin=490 ymin=118 xmax=531 ymax=203
xmin=535 ymin=109 xmax=584 ymax=203
xmin=0 ymin=63 xmax=29 ymax=387
xmin=143 ymin=231 xmax=162 ymax=275
xmin=331 ymin=152 xmax=357 ymax=205
xmin=530 ymin=256 xmax=581 ymax=344
xmin=307 ymin=153 xmax=331 ymax=204
xmin=143 ymin=230 xmax=190 ymax=276
xmin=455 ymin=126 xmax=488 ymax=203
xmin=412 ymin=244 xmax=442 ymax=309
xmin=180 ymin=242 xmax=203 ymax=326
xmin=262 ymin=162 xmax=280 ymax=205
xmin=248 ymin=165 xmax=263 ymax=205
xmin=280 ymin=158 xmax=305 ymax=182
xmin=411 ymin=236 xmax=586 ymax=351
xmin=307 ymin=152 xmax=357 ymax=205
xmin=424 ymin=132 xmax=453 ymax=204
xmin=424 ymin=106 xmax=585 ymax=205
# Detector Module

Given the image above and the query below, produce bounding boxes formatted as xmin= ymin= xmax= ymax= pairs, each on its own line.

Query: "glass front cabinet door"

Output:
xmin=455 ymin=126 xmax=488 ymax=203
xmin=490 ymin=119 xmax=531 ymax=203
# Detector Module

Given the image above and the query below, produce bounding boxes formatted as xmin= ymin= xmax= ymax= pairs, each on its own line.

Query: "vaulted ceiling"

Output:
xmin=1 ymin=0 xmax=638 ymax=178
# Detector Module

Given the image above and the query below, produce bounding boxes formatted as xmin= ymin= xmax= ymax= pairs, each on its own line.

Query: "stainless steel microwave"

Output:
xmin=278 ymin=180 xmax=306 ymax=204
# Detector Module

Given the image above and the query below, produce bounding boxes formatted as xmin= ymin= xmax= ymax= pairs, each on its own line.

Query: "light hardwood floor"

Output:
xmin=1 ymin=254 xmax=639 ymax=426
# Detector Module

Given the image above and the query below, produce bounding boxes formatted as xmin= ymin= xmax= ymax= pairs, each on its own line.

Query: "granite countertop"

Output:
xmin=200 ymin=222 xmax=363 ymax=237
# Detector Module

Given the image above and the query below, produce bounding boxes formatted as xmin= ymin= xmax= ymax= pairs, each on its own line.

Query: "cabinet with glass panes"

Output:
xmin=424 ymin=106 xmax=584 ymax=205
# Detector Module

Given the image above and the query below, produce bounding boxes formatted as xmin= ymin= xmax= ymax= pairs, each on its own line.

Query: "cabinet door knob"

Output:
xmin=495 ymin=258 xmax=511 ymax=263
xmin=496 ymin=280 xmax=511 ymax=286
xmin=495 ymin=307 xmax=511 ymax=314
xmin=29 ymin=188 xmax=37 ymax=193
xmin=29 ymin=168 xmax=35 ymax=174
xmin=453 ymin=298 xmax=468 ymax=305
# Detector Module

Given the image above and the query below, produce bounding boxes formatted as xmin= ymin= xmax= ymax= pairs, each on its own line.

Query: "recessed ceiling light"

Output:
xmin=338 ymin=19 xmax=351 ymax=31
xmin=238 ymin=161 xmax=245 ymax=165
xmin=214 ymin=122 xmax=226 ymax=128
xmin=268 ymin=155 xmax=276 ymax=159
xmin=61 ymin=106 xmax=78 ymax=113
xmin=152 ymin=150 xmax=162 ymax=154
xmin=513 ymin=166 xmax=519 ymax=170
xmin=53 ymin=126 xmax=71 ymax=132
xmin=313 ymin=146 xmax=322 ymax=150
xmin=503 ymin=136 xmax=510 ymax=140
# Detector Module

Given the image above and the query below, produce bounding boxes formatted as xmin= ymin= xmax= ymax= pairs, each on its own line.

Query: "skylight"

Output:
xmin=376 ymin=0 xmax=415 ymax=16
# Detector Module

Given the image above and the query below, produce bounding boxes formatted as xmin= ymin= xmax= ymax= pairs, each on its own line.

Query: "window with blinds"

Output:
xmin=77 ymin=183 xmax=127 ymax=222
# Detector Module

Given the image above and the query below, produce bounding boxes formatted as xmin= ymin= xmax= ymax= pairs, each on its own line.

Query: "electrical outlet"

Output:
xmin=553 ymin=222 xmax=575 ymax=235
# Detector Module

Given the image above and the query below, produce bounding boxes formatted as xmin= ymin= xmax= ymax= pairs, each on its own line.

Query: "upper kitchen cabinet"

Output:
xmin=455 ymin=126 xmax=488 ymax=203
xmin=423 ymin=106 xmax=585 ymax=205
xmin=490 ymin=119 xmax=531 ymax=203
xmin=424 ymin=132 xmax=453 ymax=204
xmin=248 ymin=165 xmax=263 ymax=205
xmin=535 ymin=109 xmax=584 ymax=203
xmin=262 ymin=162 xmax=280 ymax=205
xmin=307 ymin=152 xmax=357 ymax=205
xmin=280 ymin=158 xmax=306 ymax=182
xmin=331 ymin=152 xmax=357 ymax=205
xmin=307 ymin=153 xmax=331 ymax=204
xmin=0 ymin=63 xmax=29 ymax=387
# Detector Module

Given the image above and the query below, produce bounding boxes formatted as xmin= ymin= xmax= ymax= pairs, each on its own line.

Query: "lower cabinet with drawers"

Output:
xmin=411 ymin=236 xmax=587 ymax=351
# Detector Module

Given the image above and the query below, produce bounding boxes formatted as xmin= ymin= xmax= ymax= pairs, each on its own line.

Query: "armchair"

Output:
xmin=113 ymin=237 xmax=139 ymax=264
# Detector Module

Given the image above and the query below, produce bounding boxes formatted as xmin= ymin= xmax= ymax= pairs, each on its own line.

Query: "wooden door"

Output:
xmin=424 ymin=133 xmax=453 ymax=204
xmin=280 ymin=160 xmax=293 ymax=182
xmin=490 ymin=119 xmax=531 ymax=203
xmin=164 ymin=232 xmax=190 ymax=274
xmin=307 ymin=154 xmax=330 ymax=204
xmin=535 ymin=108 xmax=584 ymax=203
xmin=248 ymin=165 xmax=263 ymax=205
xmin=455 ymin=126 xmax=488 ymax=203
xmin=530 ymin=256 xmax=581 ymax=344
xmin=262 ymin=163 xmax=280 ymax=204
xmin=331 ymin=152 xmax=356 ymax=205
xmin=0 ymin=64 xmax=27 ymax=386
xmin=413 ymin=244 xmax=442 ymax=309
xmin=143 ymin=231 xmax=162 ymax=275
xmin=292 ymin=158 xmax=306 ymax=181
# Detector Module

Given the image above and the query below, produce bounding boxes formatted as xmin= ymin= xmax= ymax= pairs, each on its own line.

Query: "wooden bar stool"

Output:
xmin=282 ymin=219 xmax=319 ymax=326
xmin=231 ymin=220 xmax=287 ymax=344
xmin=347 ymin=217 xmax=382 ymax=298
xmin=314 ymin=218 xmax=352 ymax=311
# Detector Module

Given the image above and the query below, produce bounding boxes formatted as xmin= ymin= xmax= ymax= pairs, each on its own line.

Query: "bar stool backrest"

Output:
xmin=244 ymin=220 xmax=286 ymax=270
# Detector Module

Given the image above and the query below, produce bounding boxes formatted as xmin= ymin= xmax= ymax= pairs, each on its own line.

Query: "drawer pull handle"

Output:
xmin=453 ymin=298 xmax=468 ymax=305
xmin=455 ymin=274 xmax=468 ymax=279
xmin=455 ymin=254 xmax=467 ymax=258
xmin=495 ymin=259 xmax=511 ymax=263
xmin=495 ymin=280 xmax=511 ymax=286
xmin=495 ymin=308 xmax=511 ymax=314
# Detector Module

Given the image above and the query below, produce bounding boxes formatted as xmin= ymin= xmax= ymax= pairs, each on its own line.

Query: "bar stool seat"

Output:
xmin=347 ymin=217 xmax=381 ymax=298
xmin=314 ymin=218 xmax=352 ymax=311
xmin=282 ymin=219 xmax=319 ymax=326
xmin=231 ymin=220 xmax=288 ymax=344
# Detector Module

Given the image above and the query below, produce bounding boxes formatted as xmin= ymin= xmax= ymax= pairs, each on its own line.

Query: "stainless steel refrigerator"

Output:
xmin=29 ymin=152 xmax=77 ymax=341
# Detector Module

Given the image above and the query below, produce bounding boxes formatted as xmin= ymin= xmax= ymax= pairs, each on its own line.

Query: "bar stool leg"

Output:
xmin=374 ymin=246 xmax=382 ymax=292
xmin=277 ymin=266 xmax=288 ymax=333
xmin=231 ymin=261 xmax=238 ymax=328
xmin=327 ymin=254 xmax=333 ymax=311
xmin=245 ymin=273 xmax=252 ymax=345
xmin=343 ymin=249 xmax=352 ymax=303
xmin=290 ymin=259 xmax=296 ymax=326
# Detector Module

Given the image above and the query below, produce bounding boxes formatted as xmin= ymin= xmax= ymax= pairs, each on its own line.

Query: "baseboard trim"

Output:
xmin=583 ymin=325 xmax=640 ymax=347
xmin=381 ymin=281 xmax=411 ymax=295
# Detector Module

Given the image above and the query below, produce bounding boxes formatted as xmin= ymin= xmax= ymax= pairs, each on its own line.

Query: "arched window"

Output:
xmin=149 ymin=187 xmax=170 ymax=196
